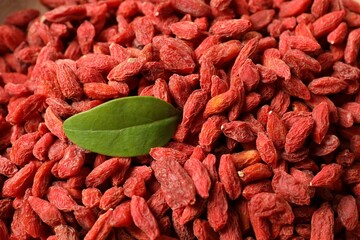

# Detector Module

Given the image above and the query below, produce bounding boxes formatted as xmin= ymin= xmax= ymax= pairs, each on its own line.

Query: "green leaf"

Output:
xmin=63 ymin=96 xmax=180 ymax=157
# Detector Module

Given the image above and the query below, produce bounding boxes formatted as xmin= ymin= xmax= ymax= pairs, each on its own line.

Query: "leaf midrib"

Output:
xmin=64 ymin=115 xmax=179 ymax=133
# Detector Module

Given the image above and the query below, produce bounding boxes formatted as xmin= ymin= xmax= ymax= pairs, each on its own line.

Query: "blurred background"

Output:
xmin=0 ymin=0 xmax=46 ymax=23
